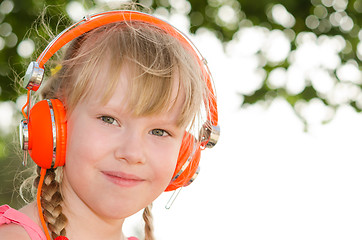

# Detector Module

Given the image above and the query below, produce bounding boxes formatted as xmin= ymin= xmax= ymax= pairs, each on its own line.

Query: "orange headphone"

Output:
xmin=19 ymin=10 xmax=219 ymax=239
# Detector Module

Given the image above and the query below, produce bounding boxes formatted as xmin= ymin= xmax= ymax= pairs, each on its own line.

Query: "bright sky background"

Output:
xmin=1 ymin=1 xmax=362 ymax=239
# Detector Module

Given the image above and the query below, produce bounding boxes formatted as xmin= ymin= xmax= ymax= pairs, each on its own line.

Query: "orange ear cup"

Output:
xmin=165 ymin=132 xmax=202 ymax=191
xmin=28 ymin=99 xmax=67 ymax=169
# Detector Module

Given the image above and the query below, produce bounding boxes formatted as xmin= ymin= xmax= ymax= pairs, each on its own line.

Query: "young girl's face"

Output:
xmin=61 ymin=63 xmax=185 ymax=220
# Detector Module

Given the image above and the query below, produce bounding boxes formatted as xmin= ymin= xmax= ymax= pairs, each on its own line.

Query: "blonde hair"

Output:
xmin=24 ymin=13 xmax=210 ymax=240
xmin=42 ymin=21 xmax=207 ymax=127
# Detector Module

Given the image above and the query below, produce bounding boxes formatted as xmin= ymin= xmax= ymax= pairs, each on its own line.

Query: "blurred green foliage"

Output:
xmin=0 ymin=0 xmax=361 ymax=205
xmin=0 ymin=133 xmax=28 ymax=208
xmin=182 ymin=0 xmax=361 ymax=123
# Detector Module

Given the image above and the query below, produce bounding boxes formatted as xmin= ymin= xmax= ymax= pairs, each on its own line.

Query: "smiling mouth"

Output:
xmin=102 ymin=171 xmax=145 ymax=187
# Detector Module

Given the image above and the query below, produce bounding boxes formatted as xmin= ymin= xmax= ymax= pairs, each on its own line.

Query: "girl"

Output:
xmin=0 ymin=8 xmax=219 ymax=240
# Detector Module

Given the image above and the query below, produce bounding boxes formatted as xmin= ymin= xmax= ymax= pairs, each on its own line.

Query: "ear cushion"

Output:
xmin=165 ymin=132 xmax=202 ymax=192
xmin=51 ymin=99 xmax=67 ymax=168
xmin=28 ymin=99 xmax=67 ymax=169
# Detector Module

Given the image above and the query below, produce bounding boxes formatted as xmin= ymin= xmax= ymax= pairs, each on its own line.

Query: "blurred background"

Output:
xmin=0 ymin=0 xmax=361 ymax=239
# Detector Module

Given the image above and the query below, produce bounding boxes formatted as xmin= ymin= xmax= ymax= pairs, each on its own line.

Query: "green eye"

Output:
xmin=100 ymin=116 xmax=116 ymax=125
xmin=150 ymin=129 xmax=168 ymax=136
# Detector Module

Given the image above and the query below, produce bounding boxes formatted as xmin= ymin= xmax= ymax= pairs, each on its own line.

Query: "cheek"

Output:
xmin=151 ymin=140 xmax=182 ymax=187
xmin=66 ymin=118 xmax=88 ymax=165
xmin=62 ymin=114 xmax=105 ymax=200
xmin=64 ymin=112 xmax=101 ymax=176
xmin=63 ymin=120 xmax=88 ymax=185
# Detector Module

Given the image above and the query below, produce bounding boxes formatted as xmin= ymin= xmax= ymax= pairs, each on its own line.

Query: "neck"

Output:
xmin=63 ymin=207 xmax=126 ymax=240
xmin=61 ymin=179 xmax=126 ymax=240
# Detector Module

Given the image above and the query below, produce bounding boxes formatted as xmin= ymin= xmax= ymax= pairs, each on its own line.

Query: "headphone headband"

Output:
xmin=37 ymin=11 xmax=196 ymax=68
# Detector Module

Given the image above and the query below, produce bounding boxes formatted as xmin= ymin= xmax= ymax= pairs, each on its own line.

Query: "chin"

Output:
xmin=95 ymin=199 xmax=148 ymax=220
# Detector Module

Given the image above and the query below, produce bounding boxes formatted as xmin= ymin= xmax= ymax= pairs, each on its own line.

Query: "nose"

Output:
xmin=114 ymin=131 xmax=146 ymax=165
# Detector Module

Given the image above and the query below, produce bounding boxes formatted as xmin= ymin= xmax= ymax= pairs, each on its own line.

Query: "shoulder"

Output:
xmin=0 ymin=203 xmax=44 ymax=240
xmin=0 ymin=223 xmax=31 ymax=240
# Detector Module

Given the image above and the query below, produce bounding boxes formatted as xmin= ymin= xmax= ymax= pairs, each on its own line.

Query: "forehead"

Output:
xmin=86 ymin=60 xmax=184 ymax=120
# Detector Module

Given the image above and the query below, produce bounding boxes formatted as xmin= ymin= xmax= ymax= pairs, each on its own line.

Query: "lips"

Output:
xmin=102 ymin=171 xmax=145 ymax=187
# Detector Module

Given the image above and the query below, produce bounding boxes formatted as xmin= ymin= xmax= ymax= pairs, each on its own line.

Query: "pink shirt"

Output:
xmin=0 ymin=205 xmax=139 ymax=240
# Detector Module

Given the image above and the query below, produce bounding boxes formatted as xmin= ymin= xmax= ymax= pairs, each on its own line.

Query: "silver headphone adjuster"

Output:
xmin=23 ymin=61 xmax=44 ymax=91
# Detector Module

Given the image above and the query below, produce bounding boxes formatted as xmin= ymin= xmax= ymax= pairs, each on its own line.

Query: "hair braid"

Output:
xmin=143 ymin=203 xmax=155 ymax=240
xmin=34 ymin=167 xmax=68 ymax=239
